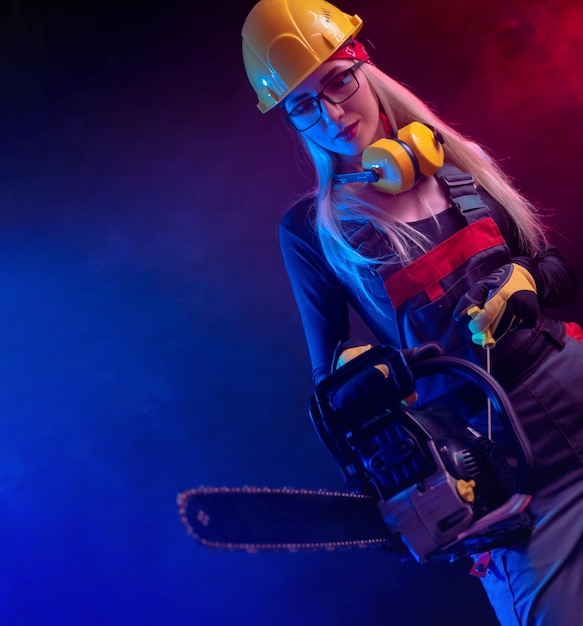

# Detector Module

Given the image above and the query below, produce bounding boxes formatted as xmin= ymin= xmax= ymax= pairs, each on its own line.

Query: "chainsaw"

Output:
xmin=178 ymin=346 xmax=534 ymax=564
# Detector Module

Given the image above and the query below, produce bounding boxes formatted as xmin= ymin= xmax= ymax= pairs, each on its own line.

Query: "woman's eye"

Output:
xmin=292 ymin=99 xmax=318 ymax=116
xmin=328 ymin=72 xmax=351 ymax=91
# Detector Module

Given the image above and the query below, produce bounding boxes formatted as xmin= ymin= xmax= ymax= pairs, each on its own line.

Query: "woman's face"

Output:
xmin=284 ymin=59 xmax=385 ymax=170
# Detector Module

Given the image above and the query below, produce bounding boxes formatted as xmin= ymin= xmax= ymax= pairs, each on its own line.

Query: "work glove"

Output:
xmin=401 ymin=341 xmax=444 ymax=365
xmin=331 ymin=341 xmax=443 ymax=408
xmin=454 ymin=263 xmax=539 ymax=346
xmin=513 ymin=248 xmax=577 ymax=308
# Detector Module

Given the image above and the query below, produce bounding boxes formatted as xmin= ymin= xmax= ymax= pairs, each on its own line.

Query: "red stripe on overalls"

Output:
xmin=385 ymin=218 xmax=506 ymax=309
xmin=565 ymin=321 xmax=583 ymax=342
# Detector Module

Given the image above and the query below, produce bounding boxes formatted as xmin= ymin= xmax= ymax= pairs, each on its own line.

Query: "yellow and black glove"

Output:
xmin=454 ymin=263 xmax=539 ymax=346
xmin=331 ymin=341 xmax=442 ymax=407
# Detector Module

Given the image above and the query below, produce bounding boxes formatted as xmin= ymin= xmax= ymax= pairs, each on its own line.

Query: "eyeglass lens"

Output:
xmin=288 ymin=62 xmax=363 ymax=132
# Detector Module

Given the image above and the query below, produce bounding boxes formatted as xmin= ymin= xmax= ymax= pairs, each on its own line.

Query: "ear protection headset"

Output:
xmin=334 ymin=121 xmax=445 ymax=194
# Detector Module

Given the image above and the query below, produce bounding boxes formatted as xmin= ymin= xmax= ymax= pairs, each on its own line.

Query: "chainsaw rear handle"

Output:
xmin=409 ymin=355 xmax=534 ymax=495
xmin=310 ymin=346 xmax=535 ymax=496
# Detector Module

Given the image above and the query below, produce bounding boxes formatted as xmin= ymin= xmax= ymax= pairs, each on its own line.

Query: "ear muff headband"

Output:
xmin=361 ymin=121 xmax=445 ymax=194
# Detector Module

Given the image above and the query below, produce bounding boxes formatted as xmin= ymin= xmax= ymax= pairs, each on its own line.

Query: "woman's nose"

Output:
xmin=320 ymin=98 xmax=344 ymax=124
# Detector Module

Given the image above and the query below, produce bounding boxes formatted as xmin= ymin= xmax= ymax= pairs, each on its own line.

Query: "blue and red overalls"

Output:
xmin=279 ymin=164 xmax=583 ymax=625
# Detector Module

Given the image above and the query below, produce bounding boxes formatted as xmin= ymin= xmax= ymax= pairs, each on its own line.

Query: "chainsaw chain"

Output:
xmin=177 ymin=485 xmax=388 ymax=553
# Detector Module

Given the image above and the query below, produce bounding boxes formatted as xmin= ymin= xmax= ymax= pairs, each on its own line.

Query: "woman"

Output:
xmin=242 ymin=1 xmax=583 ymax=624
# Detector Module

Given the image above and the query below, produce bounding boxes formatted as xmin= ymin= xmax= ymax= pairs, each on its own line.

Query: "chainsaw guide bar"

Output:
xmin=178 ymin=485 xmax=392 ymax=553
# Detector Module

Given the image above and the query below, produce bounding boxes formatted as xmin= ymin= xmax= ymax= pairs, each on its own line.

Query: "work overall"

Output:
xmin=352 ymin=165 xmax=583 ymax=625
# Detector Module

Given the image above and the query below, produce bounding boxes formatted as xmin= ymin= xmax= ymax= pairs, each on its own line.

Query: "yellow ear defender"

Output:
xmin=335 ymin=121 xmax=445 ymax=194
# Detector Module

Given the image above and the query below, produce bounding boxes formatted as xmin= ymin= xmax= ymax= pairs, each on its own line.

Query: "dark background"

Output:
xmin=1 ymin=1 xmax=582 ymax=624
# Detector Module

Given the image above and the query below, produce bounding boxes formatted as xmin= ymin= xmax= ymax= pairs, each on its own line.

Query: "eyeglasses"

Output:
xmin=285 ymin=59 xmax=367 ymax=132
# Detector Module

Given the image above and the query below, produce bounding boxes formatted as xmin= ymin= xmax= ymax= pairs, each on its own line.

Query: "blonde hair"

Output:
xmin=295 ymin=63 xmax=548 ymax=306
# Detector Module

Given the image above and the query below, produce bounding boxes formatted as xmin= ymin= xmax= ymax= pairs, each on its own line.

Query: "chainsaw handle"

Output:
xmin=409 ymin=355 xmax=535 ymax=495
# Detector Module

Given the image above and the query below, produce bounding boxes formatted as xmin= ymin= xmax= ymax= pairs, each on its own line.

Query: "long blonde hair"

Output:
xmin=295 ymin=63 xmax=548 ymax=306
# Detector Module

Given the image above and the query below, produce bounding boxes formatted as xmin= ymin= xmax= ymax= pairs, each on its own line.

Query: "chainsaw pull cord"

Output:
xmin=467 ymin=306 xmax=496 ymax=439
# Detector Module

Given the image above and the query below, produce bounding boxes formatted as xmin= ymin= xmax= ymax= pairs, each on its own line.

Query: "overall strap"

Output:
xmin=346 ymin=163 xmax=489 ymax=251
xmin=436 ymin=163 xmax=491 ymax=223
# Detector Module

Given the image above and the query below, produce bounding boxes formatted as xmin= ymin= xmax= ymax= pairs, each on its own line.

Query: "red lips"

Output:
xmin=336 ymin=121 xmax=359 ymax=141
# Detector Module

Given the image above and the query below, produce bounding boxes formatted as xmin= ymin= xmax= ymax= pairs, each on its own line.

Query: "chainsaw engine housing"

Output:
xmin=309 ymin=346 xmax=534 ymax=562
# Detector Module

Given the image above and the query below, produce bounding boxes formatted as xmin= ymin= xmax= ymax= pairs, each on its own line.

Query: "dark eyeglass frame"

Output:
xmin=285 ymin=59 xmax=367 ymax=132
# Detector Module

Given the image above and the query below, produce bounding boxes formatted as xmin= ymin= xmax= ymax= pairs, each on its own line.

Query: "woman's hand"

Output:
xmin=454 ymin=263 xmax=539 ymax=345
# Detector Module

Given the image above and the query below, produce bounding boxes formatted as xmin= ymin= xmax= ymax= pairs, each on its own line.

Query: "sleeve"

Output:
xmin=278 ymin=208 xmax=352 ymax=385
xmin=480 ymin=189 xmax=578 ymax=308
xmin=512 ymin=247 xmax=578 ymax=308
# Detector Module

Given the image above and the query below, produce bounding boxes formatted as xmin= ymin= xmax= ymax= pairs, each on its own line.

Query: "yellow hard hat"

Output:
xmin=242 ymin=0 xmax=363 ymax=113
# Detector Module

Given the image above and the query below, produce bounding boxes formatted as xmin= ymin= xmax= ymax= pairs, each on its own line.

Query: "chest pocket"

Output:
xmin=383 ymin=218 xmax=510 ymax=356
